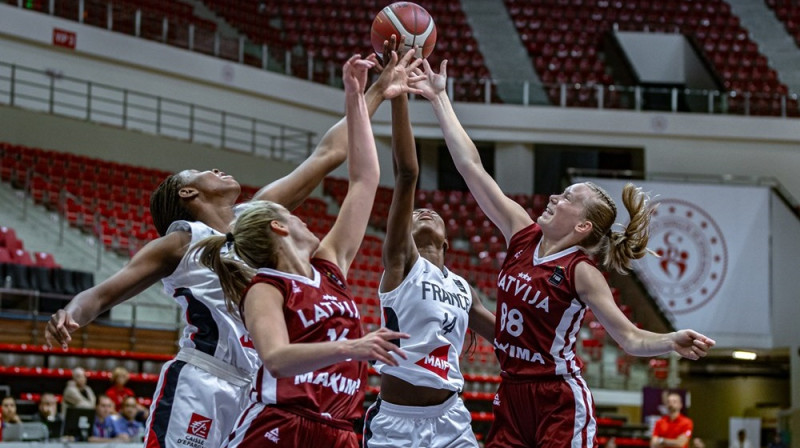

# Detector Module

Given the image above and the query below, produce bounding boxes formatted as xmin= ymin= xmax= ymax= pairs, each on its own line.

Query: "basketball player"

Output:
xmin=43 ymin=49 xmax=423 ymax=448
xmin=194 ymin=54 xmax=413 ymax=448
xmin=362 ymin=51 xmax=494 ymax=448
xmin=413 ymin=59 xmax=716 ymax=448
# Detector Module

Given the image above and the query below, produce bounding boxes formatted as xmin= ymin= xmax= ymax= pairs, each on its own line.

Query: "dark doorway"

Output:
xmin=534 ymin=144 xmax=644 ymax=194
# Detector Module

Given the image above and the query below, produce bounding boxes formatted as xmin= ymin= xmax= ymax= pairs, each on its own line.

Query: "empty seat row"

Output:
xmin=504 ymin=0 xmax=795 ymax=114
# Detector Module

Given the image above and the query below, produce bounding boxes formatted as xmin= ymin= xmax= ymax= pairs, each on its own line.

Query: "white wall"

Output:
xmin=616 ymin=32 xmax=686 ymax=83
xmin=495 ymin=142 xmax=534 ymax=194
xmin=771 ymin=193 xmax=800 ymax=348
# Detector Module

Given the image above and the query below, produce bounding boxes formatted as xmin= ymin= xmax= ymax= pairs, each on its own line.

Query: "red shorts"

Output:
xmin=224 ymin=403 xmax=358 ymax=448
xmin=486 ymin=373 xmax=597 ymax=448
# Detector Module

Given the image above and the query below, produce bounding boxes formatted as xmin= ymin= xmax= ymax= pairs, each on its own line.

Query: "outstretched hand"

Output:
xmin=367 ymin=37 xmax=425 ymax=99
xmin=671 ymin=329 xmax=716 ymax=360
xmin=45 ymin=309 xmax=81 ymax=349
xmin=411 ymin=58 xmax=448 ymax=101
xmin=343 ymin=54 xmax=376 ymax=94
xmin=346 ymin=327 xmax=409 ymax=366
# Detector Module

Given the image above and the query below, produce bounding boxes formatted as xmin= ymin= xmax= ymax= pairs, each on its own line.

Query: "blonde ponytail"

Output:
xmin=583 ymin=183 xmax=656 ymax=274
xmin=194 ymin=235 xmax=255 ymax=316
xmin=195 ymin=200 xmax=287 ymax=315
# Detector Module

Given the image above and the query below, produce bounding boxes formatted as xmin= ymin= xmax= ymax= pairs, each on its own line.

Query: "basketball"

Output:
xmin=371 ymin=2 xmax=437 ymax=58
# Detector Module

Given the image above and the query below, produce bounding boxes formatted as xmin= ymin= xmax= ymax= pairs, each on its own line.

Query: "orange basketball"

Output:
xmin=371 ymin=2 xmax=437 ymax=58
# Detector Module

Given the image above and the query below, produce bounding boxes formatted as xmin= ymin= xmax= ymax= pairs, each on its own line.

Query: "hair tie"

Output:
xmin=225 ymin=232 xmax=235 ymax=243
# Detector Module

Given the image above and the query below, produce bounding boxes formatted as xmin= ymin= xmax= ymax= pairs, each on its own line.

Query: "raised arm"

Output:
xmin=381 ymin=61 xmax=420 ymax=292
xmin=575 ymin=262 xmax=715 ymax=358
xmin=44 ymin=231 xmax=189 ymax=349
xmin=314 ymin=55 xmax=380 ymax=274
xmin=244 ymin=283 xmax=408 ymax=377
xmin=416 ymin=60 xmax=533 ymax=242
xmin=253 ymin=46 xmax=420 ymax=210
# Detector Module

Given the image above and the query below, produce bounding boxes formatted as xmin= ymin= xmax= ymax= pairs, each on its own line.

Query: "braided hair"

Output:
xmin=150 ymin=171 xmax=195 ymax=237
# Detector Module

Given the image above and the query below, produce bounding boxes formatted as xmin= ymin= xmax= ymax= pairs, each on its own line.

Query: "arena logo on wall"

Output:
xmin=578 ymin=177 xmax=772 ymax=347
xmin=633 ymin=198 xmax=728 ymax=314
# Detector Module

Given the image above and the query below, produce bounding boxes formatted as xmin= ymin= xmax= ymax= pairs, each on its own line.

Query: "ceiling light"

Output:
xmin=732 ymin=350 xmax=757 ymax=361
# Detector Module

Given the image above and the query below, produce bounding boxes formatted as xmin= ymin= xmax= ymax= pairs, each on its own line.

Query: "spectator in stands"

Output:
xmin=105 ymin=366 xmax=149 ymax=422
xmin=606 ymin=437 xmax=618 ymax=448
xmin=413 ymin=59 xmax=716 ymax=448
xmin=88 ymin=395 xmax=129 ymax=443
xmin=1 ymin=397 xmax=22 ymax=425
xmin=104 ymin=366 xmax=134 ymax=411
xmin=194 ymin=54 xmax=409 ymax=448
xmin=118 ymin=396 xmax=145 ymax=441
xmin=361 ymin=40 xmax=494 ymax=448
xmin=62 ymin=367 xmax=96 ymax=411
xmin=693 ymin=437 xmax=706 ymax=448
xmin=729 ymin=429 xmax=753 ymax=448
xmin=651 ymin=392 xmax=693 ymax=448
xmin=31 ymin=392 xmax=63 ymax=427
xmin=44 ymin=49 xmax=421 ymax=448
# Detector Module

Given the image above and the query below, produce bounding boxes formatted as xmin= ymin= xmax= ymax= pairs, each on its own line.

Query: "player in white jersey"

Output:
xmin=43 ymin=50 xmax=421 ymax=448
xmin=413 ymin=58 xmax=716 ymax=448
xmin=193 ymin=54 xmax=415 ymax=448
xmin=363 ymin=43 xmax=495 ymax=448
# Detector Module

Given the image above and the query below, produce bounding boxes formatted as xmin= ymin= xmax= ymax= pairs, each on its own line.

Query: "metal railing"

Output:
xmin=0 ymin=61 xmax=315 ymax=162
xmin=6 ymin=1 xmax=800 ymax=117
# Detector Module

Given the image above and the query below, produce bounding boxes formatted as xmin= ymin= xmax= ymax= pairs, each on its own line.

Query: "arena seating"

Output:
xmin=0 ymin=142 xmax=164 ymax=256
xmin=766 ymin=0 xmax=800 ymax=49
xmin=199 ymin=0 xmax=497 ymax=102
xmin=0 ymin=343 xmax=172 ymax=375
xmin=503 ymin=0 xmax=798 ymax=115
xmin=6 ymin=0 xmax=219 ymax=52
xmin=0 ymin=222 xmax=96 ymax=300
xmin=8 ymin=0 xmax=795 ymax=113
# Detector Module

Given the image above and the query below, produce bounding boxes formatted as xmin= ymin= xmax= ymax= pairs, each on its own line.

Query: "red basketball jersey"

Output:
xmin=495 ymin=223 xmax=595 ymax=377
xmin=242 ymin=258 xmax=366 ymax=425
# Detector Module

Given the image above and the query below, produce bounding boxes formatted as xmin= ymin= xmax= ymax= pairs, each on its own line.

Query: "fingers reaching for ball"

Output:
xmin=343 ymin=55 xmax=376 ymax=94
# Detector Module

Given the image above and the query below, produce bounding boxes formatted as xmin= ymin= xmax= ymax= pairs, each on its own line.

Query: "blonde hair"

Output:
xmin=111 ymin=366 xmax=129 ymax=383
xmin=194 ymin=201 xmax=286 ymax=315
xmin=582 ymin=182 xmax=655 ymax=274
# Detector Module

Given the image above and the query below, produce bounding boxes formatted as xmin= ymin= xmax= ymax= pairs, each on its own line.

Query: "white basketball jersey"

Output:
xmin=161 ymin=216 xmax=260 ymax=375
xmin=374 ymin=256 xmax=472 ymax=392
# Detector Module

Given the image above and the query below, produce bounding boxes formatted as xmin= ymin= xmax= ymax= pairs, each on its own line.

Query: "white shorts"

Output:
xmin=143 ymin=358 xmax=250 ymax=448
xmin=363 ymin=393 xmax=478 ymax=448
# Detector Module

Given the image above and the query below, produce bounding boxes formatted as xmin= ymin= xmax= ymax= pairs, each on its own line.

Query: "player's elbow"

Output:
xmin=614 ymin=330 xmax=642 ymax=357
xmin=261 ymin=357 xmax=291 ymax=378
xmin=315 ymin=142 xmax=347 ymax=171
xmin=328 ymin=143 xmax=347 ymax=167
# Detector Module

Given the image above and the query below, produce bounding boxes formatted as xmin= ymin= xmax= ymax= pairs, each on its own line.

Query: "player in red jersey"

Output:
xmin=193 ymin=54 xmax=422 ymax=448
xmin=412 ymin=59 xmax=716 ymax=448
